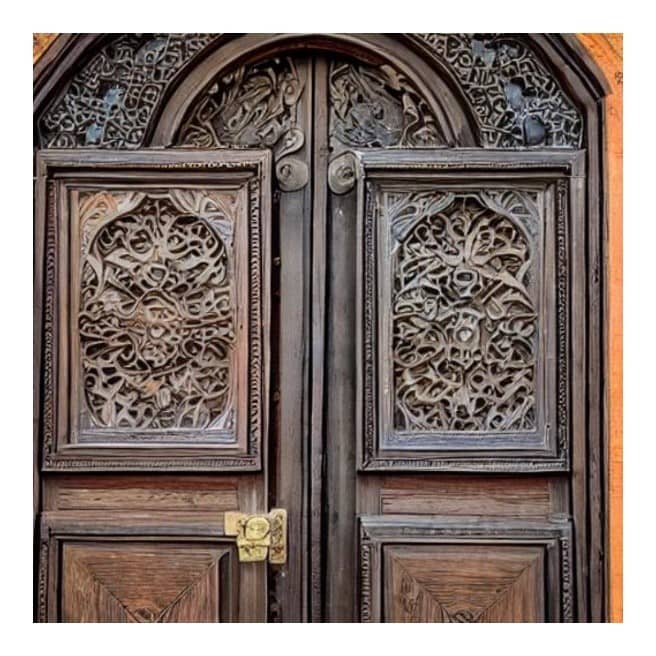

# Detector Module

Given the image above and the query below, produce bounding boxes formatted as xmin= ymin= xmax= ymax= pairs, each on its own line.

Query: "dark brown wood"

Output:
xmin=385 ymin=544 xmax=546 ymax=622
xmin=359 ymin=515 xmax=573 ymax=623
xmin=36 ymin=149 xmax=271 ymax=471
xmin=354 ymin=149 xmax=584 ymax=472
xmin=34 ymin=34 xmax=609 ymax=623
xmin=267 ymin=55 xmax=314 ymax=622
xmin=40 ymin=510 xmax=260 ymax=621
xmin=310 ymin=57 xmax=329 ymax=621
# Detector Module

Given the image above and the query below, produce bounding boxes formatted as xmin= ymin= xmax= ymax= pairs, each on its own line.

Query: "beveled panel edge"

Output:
xmin=358 ymin=514 xmax=574 ymax=623
xmin=38 ymin=509 xmax=238 ymax=623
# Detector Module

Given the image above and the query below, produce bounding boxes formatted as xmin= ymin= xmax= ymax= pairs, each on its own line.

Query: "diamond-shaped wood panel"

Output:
xmin=61 ymin=542 xmax=229 ymax=622
xmin=384 ymin=545 xmax=545 ymax=622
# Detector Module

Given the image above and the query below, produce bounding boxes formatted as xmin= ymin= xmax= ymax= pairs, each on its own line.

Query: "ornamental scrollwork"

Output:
xmin=78 ymin=189 xmax=237 ymax=430
xmin=415 ymin=34 xmax=583 ymax=147
xmin=178 ymin=56 xmax=309 ymax=190
xmin=329 ymin=59 xmax=446 ymax=148
xmin=39 ymin=34 xmax=219 ymax=148
xmin=388 ymin=191 xmax=539 ymax=432
xmin=37 ymin=34 xmax=584 ymax=151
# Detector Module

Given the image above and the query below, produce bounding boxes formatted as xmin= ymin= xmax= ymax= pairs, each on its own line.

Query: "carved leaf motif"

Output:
xmin=389 ymin=192 xmax=538 ymax=432
xmin=37 ymin=34 xmax=583 ymax=151
xmin=329 ymin=60 xmax=445 ymax=148
xmin=78 ymin=190 xmax=237 ymax=430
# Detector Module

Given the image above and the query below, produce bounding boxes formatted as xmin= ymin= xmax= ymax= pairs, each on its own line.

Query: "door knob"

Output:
xmin=224 ymin=508 xmax=287 ymax=564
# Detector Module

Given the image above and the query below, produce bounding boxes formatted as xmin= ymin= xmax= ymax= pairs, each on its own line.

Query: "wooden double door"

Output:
xmin=36 ymin=45 xmax=593 ymax=622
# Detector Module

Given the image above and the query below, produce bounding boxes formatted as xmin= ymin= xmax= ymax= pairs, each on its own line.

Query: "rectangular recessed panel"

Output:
xmin=359 ymin=515 xmax=573 ymax=622
xmin=384 ymin=544 xmax=545 ymax=622
xmin=72 ymin=187 xmax=243 ymax=443
xmin=357 ymin=155 xmax=573 ymax=470
xmin=38 ymin=151 xmax=270 ymax=470
xmin=378 ymin=476 xmax=557 ymax=517
xmin=38 ymin=509 xmax=264 ymax=622
xmin=61 ymin=541 xmax=232 ymax=623
xmin=383 ymin=189 xmax=542 ymax=439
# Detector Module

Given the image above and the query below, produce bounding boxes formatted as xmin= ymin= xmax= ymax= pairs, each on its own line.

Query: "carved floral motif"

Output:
xmin=178 ymin=56 xmax=309 ymax=190
xmin=329 ymin=60 xmax=445 ymax=148
xmin=416 ymin=34 xmax=583 ymax=147
xmin=387 ymin=191 xmax=538 ymax=432
xmin=179 ymin=56 xmax=303 ymax=147
xmin=78 ymin=189 xmax=237 ymax=430
xmin=37 ymin=34 xmax=584 ymax=150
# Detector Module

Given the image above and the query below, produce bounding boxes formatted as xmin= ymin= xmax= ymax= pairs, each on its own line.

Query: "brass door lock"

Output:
xmin=224 ymin=508 xmax=287 ymax=564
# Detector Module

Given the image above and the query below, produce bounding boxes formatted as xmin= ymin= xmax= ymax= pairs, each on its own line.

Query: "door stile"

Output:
xmin=309 ymin=56 xmax=329 ymax=621
xmin=267 ymin=55 xmax=314 ymax=622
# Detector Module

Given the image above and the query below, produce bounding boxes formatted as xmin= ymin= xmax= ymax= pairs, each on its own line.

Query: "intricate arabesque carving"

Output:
xmin=39 ymin=34 xmax=219 ymax=148
xmin=179 ymin=56 xmax=303 ymax=148
xmin=388 ymin=191 xmax=538 ymax=432
xmin=78 ymin=189 xmax=238 ymax=431
xmin=329 ymin=60 xmax=445 ymax=148
xmin=415 ymin=34 xmax=583 ymax=147
xmin=178 ymin=56 xmax=308 ymax=190
xmin=38 ymin=34 xmax=584 ymax=151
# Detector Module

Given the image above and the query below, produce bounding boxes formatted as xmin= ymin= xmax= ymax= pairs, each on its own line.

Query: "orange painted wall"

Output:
xmin=32 ymin=33 xmax=624 ymax=622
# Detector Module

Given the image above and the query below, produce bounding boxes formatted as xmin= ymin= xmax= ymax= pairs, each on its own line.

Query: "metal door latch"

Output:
xmin=224 ymin=508 xmax=287 ymax=564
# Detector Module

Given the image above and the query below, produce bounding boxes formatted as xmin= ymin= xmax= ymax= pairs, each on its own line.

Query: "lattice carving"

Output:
xmin=78 ymin=189 xmax=238 ymax=431
xmin=37 ymin=34 xmax=583 ymax=151
xmin=387 ymin=191 xmax=538 ymax=432
xmin=329 ymin=60 xmax=445 ymax=148
xmin=39 ymin=34 xmax=218 ymax=148
xmin=415 ymin=34 xmax=583 ymax=147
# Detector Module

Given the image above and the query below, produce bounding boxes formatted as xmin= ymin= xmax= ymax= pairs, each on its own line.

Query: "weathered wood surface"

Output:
xmin=33 ymin=35 xmax=612 ymax=622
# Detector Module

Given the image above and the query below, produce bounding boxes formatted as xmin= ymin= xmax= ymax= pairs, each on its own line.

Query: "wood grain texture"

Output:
xmin=35 ymin=149 xmax=271 ymax=471
xmin=44 ymin=475 xmax=241 ymax=512
xmin=39 ymin=510 xmax=257 ymax=622
xmin=33 ymin=34 xmax=618 ymax=623
xmin=576 ymin=33 xmax=623 ymax=623
xmin=372 ymin=475 xmax=564 ymax=517
xmin=62 ymin=542 xmax=227 ymax=622
xmin=385 ymin=544 xmax=544 ymax=622
xmin=360 ymin=515 xmax=573 ymax=622
xmin=356 ymin=150 xmax=583 ymax=472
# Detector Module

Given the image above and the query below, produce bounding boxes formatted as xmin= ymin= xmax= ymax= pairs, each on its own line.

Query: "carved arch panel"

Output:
xmin=36 ymin=34 xmax=584 ymax=151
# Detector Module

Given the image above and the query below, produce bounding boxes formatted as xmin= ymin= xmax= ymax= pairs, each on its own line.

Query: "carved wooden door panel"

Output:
xmin=35 ymin=35 xmax=605 ymax=622
xmin=348 ymin=152 xmax=581 ymax=622
xmin=323 ymin=147 xmax=583 ymax=622
xmin=320 ymin=57 xmax=586 ymax=619
xmin=36 ymin=150 xmax=273 ymax=621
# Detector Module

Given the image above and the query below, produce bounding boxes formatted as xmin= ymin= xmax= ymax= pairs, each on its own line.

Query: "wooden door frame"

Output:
xmin=32 ymin=32 xmax=620 ymax=621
